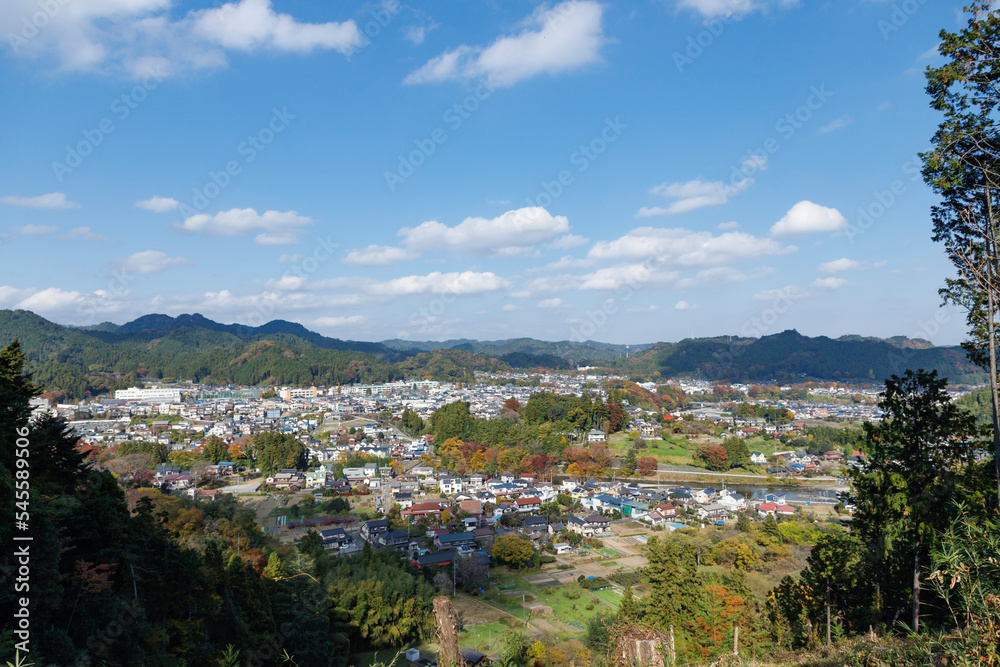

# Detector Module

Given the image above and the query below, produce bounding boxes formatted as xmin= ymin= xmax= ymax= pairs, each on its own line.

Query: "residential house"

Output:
xmin=514 ymin=497 xmax=542 ymax=514
xmin=434 ymin=532 xmax=476 ymax=550
xmin=696 ymin=504 xmax=730 ymax=521
xmin=439 ymin=477 xmax=464 ymax=495
xmin=567 ymin=513 xmax=611 ymax=537
xmin=361 ymin=519 xmax=388 ymax=541
xmin=750 ymin=452 xmax=767 ymax=465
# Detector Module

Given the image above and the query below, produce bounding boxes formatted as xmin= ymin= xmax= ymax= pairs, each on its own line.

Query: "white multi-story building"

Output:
xmin=114 ymin=387 xmax=182 ymax=403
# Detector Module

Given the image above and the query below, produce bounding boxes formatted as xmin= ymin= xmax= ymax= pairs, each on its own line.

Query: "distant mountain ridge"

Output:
xmin=0 ymin=310 xmax=985 ymax=400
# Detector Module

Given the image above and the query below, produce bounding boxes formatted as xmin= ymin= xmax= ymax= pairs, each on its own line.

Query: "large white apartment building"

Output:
xmin=114 ymin=387 xmax=183 ymax=403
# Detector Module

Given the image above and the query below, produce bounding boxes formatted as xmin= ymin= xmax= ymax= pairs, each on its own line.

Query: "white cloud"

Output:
xmin=718 ymin=221 xmax=740 ymax=230
xmin=675 ymin=0 xmax=799 ymax=19
xmin=537 ymin=298 xmax=563 ymax=308
xmin=343 ymin=245 xmax=419 ymax=266
xmin=0 ymin=0 xmax=362 ymax=78
xmin=674 ymin=300 xmax=698 ymax=310
xmin=266 ymin=275 xmax=308 ymax=292
xmin=579 ymin=264 xmax=679 ymax=290
xmin=17 ymin=287 xmax=82 ymax=312
xmin=191 ymin=0 xmax=361 ymax=54
xmin=819 ymin=258 xmax=864 ymax=274
xmin=61 ymin=226 xmax=109 ymax=241
xmin=638 ymin=177 xmax=753 ymax=217
xmin=770 ymin=201 xmax=847 ymax=237
xmin=11 ymin=224 xmax=59 ymax=235
xmin=753 ymin=285 xmax=810 ymax=301
xmin=674 ymin=266 xmax=773 ymax=289
xmin=404 ymin=1 xmax=605 ymax=87
xmin=404 ymin=23 xmax=437 ymax=45
xmin=588 ymin=227 xmax=794 ymax=267
xmin=135 ymin=196 xmax=179 ymax=212
xmin=312 ymin=315 xmax=365 ymax=327
xmin=344 ymin=207 xmax=569 ymax=262
xmin=812 ymin=276 xmax=847 ymax=290
xmin=548 ymin=233 xmax=589 ymax=249
xmin=366 ymin=271 xmax=510 ymax=297
xmin=118 ymin=250 xmax=191 ymax=274
xmin=1 ymin=192 xmax=79 ymax=209
xmin=501 ymin=304 xmax=521 ymax=312
xmin=176 ymin=208 xmax=313 ymax=245
xmin=819 ymin=115 xmax=853 ymax=134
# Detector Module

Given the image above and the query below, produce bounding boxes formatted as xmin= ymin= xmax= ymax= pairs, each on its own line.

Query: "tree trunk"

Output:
xmin=826 ymin=581 xmax=832 ymax=645
xmin=912 ymin=543 xmax=921 ymax=632
xmin=986 ymin=192 xmax=1000 ymax=509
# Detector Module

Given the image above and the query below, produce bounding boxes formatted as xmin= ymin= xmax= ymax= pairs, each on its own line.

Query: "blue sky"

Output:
xmin=0 ymin=0 xmax=976 ymax=345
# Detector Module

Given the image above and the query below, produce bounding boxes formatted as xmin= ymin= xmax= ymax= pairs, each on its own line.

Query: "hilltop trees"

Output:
xmin=923 ymin=1 xmax=1000 ymax=505
xmin=848 ymin=370 xmax=985 ymax=631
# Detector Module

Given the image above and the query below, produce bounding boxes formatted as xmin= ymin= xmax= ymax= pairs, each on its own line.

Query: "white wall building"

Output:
xmin=114 ymin=387 xmax=182 ymax=403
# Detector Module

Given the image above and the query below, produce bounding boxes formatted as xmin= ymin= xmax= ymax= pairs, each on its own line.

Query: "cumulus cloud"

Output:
xmin=537 ymin=298 xmax=563 ymax=308
xmin=675 ymin=0 xmax=799 ymax=19
xmin=175 ymin=208 xmax=313 ymax=245
xmin=579 ymin=264 xmax=679 ymax=290
xmin=366 ymin=271 xmax=510 ymax=297
xmin=753 ymin=285 xmax=810 ymax=301
xmin=637 ymin=177 xmax=753 ymax=217
xmin=312 ymin=315 xmax=365 ymax=327
xmin=674 ymin=266 xmax=774 ymax=290
xmin=61 ymin=226 xmax=109 ymax=241
xmin=588 ymin=227 xmax=794 ymax=267
xmin=1 ymin=192 xmax=79 ymax=209
xmin=812 ymin=276 xmax=847 ymax=290
xmin=118 ymin=250 xmax=192 ymax=274
xmin=819 ymin=258 xmax=864 ymax=273
xmin=674 ymin=300 xmax=698 ymax=310
xmin=345 ymin=207 xmax=570 ymax=261
xmin=11 ymin=224 xmax=59 ymax=236
xmin=548 ymin=233 xmax=589 ymax=249
xmin=135 ymin=196 xmax=179 ymax=212
xmin=343 ymin=245 xmax=419 ymax=266
xmin=0 ymin=0 xmax=362 ymax=78
xmin=501 ymin=304 xmax=521 ymax=312
xmin=718 ymin=221 xmax=740 ymax=230
xmin=191 ymin=0 xmax=361 ymax=54
xmin=404 ymin=1 xmax=605 ymax=87
xmin=770 ymin=201 xmax=847 ymax=237
xmin=404 ymin=22 xmax=437 ymax=45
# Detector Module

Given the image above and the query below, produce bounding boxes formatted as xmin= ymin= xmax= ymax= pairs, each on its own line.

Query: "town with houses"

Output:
xmin=25 ymin=372 xmax=900 ymax=564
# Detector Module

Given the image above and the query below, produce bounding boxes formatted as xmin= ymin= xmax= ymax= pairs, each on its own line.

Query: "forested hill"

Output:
xmin=0 ymin=310 xmax=405 ymax=399
xmin=613 ymin=329 xmax=984 ymax=384
xmin=0 ymin=311 xmax=985 ymax=400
